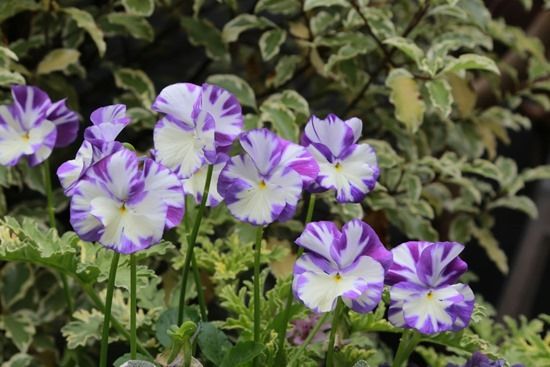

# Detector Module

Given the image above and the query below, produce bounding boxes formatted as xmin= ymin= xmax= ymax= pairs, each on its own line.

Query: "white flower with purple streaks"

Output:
xmin=0 ymin=85 xmax=79 ymax=166
xmin=57 ymin=105 xmax=130 ymax=195
xmin=152 ymin=82 xmax=243 ymax=178
xmin=301 ymin=114 xmax=379 ymax=203
xmin=386 ymin=241 xmax=474 ymax=334
xmin=182 ymin=162 xmax=224 ymax=207
xmin=292 ymin=220 xmax=392 ymax=313
xmin=70 ymin=148 xmax=184 ymax=254
xmin=218 ymin=129 xmax=319 ymax=225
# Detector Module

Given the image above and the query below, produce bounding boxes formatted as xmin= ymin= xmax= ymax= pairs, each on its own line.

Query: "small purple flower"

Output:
xmin=69 ymin=148 xmax=184 ymax=254
xmin=57 ymin=105 xmax=129 ymax=195
xmin=301 ymin=114 xmax=379 ymax=203
xmin=386 ymin=241 xmax=475 ymax=334
xmin=152 ymin=82 xmax=244 ymax=179
xmin=292 ymin=219 xmax=392 ymax=313
xmin=217 ymin=128 xmax=319 ymax=225
xmin=287 ymin=313 xmax=330 ymax=346
xmin=0 ymin=85 xmax=79 ymax=166
xmin=446 ymin=352 xmax=524 ymax=367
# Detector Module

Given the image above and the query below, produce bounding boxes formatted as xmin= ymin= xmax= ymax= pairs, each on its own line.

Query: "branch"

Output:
xmin=343 ymin=1 xmax=431 ymax=115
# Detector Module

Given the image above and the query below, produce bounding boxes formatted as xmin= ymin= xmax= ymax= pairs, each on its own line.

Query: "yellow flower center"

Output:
xmin=258 ymin=180 xmax=267 ymax=189
xmin=426 ymin=291 xmax=433 ymax=300
xmin=22 ymin=132 xmax=30 ymax=142
xmin=334 ymin=162 xmax=342 ymax=171
xmin=334 ymin=273 xmax=343 ymax=282
xmin=119 ymin=204 xmax=127 ymax=214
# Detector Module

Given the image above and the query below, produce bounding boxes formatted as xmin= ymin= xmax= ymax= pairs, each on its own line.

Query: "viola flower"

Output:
xmin=301 ymin=114 xmax=378 ymax=203
xmin=152 ymin=82 xmax=243 ymax=178
xmin=70 ymin=148 xmax=184 ymax=253
xmin=446 ymin=352 xmax=524 ymax=367
xmin=57 ymin=105 xmax=128 ymax=195
xmin=292 ymin=220 xmax=392 ymax=313
xmin=218 ymin=128 xmax=319 ymax=225
xmin=386 ymin=241 xmax=475 ymax=334
xmin=0 ymin=85 xmax=79 ymax=167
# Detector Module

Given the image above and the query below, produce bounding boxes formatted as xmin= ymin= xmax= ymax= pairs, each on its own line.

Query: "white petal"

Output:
xmin=152 ymin=83 xmax=201 ymax=123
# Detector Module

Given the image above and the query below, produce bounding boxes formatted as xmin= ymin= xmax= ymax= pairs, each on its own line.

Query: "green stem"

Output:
xmin=130 ymin=254 xmax=137 ymax=359
xmin=99 ymin=252 xmax=120 ymax=367
xmin=326 ymin=298 xmax=344 ymax=367
xmin=391 ymin=329 xmax=421 ymax=367
xmin=253 ymin=225 xmax=264 ymax=367
xmin=178 ymin=164 xmax=213 ymax=324
xmin=191 ymin=254 xmax=207 ymax=319
xmin=42 ymin=160 xmax=74 ymax=314
xmin=275 ymin=194 xmax=316 ymax=359
xmin=287 ymin=312 xmax=330 ymax=366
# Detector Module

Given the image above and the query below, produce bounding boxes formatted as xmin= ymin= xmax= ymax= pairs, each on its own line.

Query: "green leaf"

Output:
xmin=520 ymin=165 xmax=550 ymax=182
xmin=260 ymin=101 xmax=298 ymax=141
xmin=449 ymin=214 xmax=474 ymax=243
xmin=472 ymin=226 xmax=508 ymax=274
xmin=425 ymin=78 xmax=453 ymax=118
xmin=488 ymin=196 xmax=538 ymax=219
xmin=267 ymin=55 xmax=301 ymax=88
xmin=61 ymin=309 xmax=103 ymax=348
xmin=0 ymin=46 xmax=18 ymax=62
xmin=114 ymin=355 xmax=155 ymax=367
xmin=304 ymin=0 xmax=349 ymax=11
xmin=259 ymin=29 xmax=287 ymax=61
xmin=0 ymin=68 xmax=25 ymax=86
xmin=121 ymin=0 xmax=155 ymax=16
xmin=0 ymin=263 xmax=34 ymax=309
xmin=181 ymin=17 xmax=228 ymax=61
xmin=113 ymin=68 xmax=155 ymax=107
xmin=0 ymin=311 xmax=35 ymax=352
xmin=386 ymin=68 xmax=426 ymax=133
xmin=197 ymin=323 xmax=233 ymax=365
xmin=222 ymin=14 xmax=275 ymax=43
xmin=264 ymin=90 xmax=309 ymax=122
xmin=443 ymin=54 xmax=499 ymax=75
xmin=462 ymin=159 xmax=501 ymax=181
xmin=0 ymin=0 xmax=40 ymax=23
xmin=105 ymin=13 xmax=154 ymax=42
xmin=384 ymin=37 xmax=424 ymax=66
xmin=36 ymin=48 xmax=80 ymax=75
xmin=207 ymin=74 xmax=256 ymax=109
xmin=220 ymin=342 xmax=265 ymax=367
xmin=63 ymin=8 xmax=106 ymax=57
xmin=0 ymin=353 xmax=34 ymax=367
xmin=255 ymin=0 xmax=301 ymax=15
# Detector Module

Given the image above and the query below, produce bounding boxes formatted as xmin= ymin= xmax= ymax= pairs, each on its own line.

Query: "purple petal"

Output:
xmin=47 ymin=99 xmax=79 ymax=147
xmin=152 ymin=83 xmax=201 ymax=123
xmin=11 ymin=85 xmax=51 ymax=130
xmin=416 ymin=242 xmax=467 ymax=288
xmin=386 ymin=241 xmax=433 ymax=286
xmin=200 ymin=83 xmax=243 ymax=147
xmin=295 ymin=221 xmax=341 ymax=265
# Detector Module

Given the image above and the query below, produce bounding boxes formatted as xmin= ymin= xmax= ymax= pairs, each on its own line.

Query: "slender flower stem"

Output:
xmin=391 ymin=329 xmax=421 ymax=367
xmin=253 ymin=225 xmax=264 ymax=367
xmin=326 ymin=298 xmax=344 ymax=367
xmin=178 ymin=164 xmax=214 ymax=324
xmin=275 ymin=194 xmax=316 ymax=359
xmin=191 ymin=254 xmax=207 ymax=319
xmin=100 ymin=252 xmax=120 ymax=367
xmin=130 ymin=254 xmax=137 ymax=359
xmin=287 ymin=312 xmax=330 ymax=366
xmin=42 ymin=160 xmax=74 ymax=314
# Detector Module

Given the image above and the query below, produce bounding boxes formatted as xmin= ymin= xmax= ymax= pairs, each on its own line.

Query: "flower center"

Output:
xmin=119 ymin=203 xmax=127 ymax=215
xmin=334 ymin=162 xmax=342 ymax=171
xmin=334 ymin=273 xmax=343 ymax=282
xmin=426 ymin=290 xmax=433 ymax=300
xmin=22 ymin=132 xmax=30 ymax=142
xmin=258 ymin=180 xmax=267 ymax=190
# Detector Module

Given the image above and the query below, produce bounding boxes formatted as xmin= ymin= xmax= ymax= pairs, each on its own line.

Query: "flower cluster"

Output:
xmin=0 ymin=85 xmax=78 ymax=166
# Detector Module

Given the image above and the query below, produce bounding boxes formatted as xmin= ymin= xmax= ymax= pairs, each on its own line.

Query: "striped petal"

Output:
xmin=47 ymin=99 xmax=79 ymax=147
xmin=0 ymin=106 xmax=30 ymax=165
xmin=152 ymin=83 xmax=201 ymax=123
xmin=219 ymin=155 xmax=302 ymax=225
xmin=293 ymin=253 xmax=373 ymax=313
xmin=70 ymin=177 xmax=109 ymax=242
xmin=11 ymin=85 xmax=50 ymax=130
xmin=295 ymin=221 xmax=341 ymax=265
xmin=449 ymin=283 xmax=474 ymax=331
xmin=153 ymin=115 xmax=215 ymax=179
xmin=240 ymin=129 xmax=285 ymax=176
xmin=26 ymin=119 xmax=57 ymax=166
xmin=182 ymin=162 xmax=224 ymax=207
xmin=141 ymin=158 xmax=185 ymax=229
xmin=417 ymin=242 xmax=467 ymax=288
xmin=57 ymin=141 xmax=94 ymax=195
xmin=302 ymin=114 xmax=357 ymax=158
xmin=337 ymin=219 xmax=392 ymax=270
xmin=279 ymin=140 xmax=319 ymax=185
xmin=386 ymin=241 xmax=434 ymax=286
xmin=200 ymin=83 xmax=243 ymax=147
xmin=340 ymin=255 xmax=385 ymax=313
xmin=85 ymin=104 xmax=130 ymax=143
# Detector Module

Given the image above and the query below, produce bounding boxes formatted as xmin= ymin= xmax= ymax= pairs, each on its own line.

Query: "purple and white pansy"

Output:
xmin=70 ymin=148 xmax=184 ymax=254
xmin=301 ymin=114 xmax=379 ymax=203
xmin=152 ymin=82 xmax=243 ymax=179
xmin=386 ymin=241 xmax=474 ymax=334
xmin=0 ymin=85 xmax=79 ymax=167
xmin=218 ymin=128 xmax=319 ymax=225
xmin=182 ymin=162 xmax=225 ymax=207
xmin=292 ymin=219 xmax=392 ymax=313
xmin=57 ymin=105 xmax=128 ymax=195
